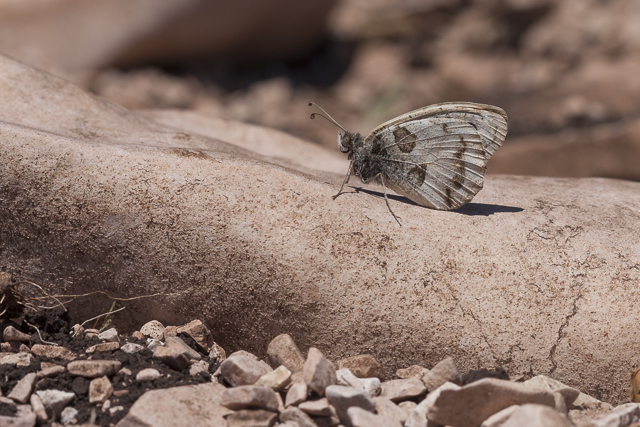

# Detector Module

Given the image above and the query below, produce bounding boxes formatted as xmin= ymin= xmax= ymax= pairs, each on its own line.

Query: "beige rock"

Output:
xmin=267 ymin=334 xmax=306 ymax=373
xmin=379 ymin=378 xmax=426 ymax=402
xmin=525 ymin=375 xmax=596 ymax=408
xmin=226 ymin=409 xmax=278 ymax=427
xmin=30 ymin=345 xmax=76 ymax=361
xmin=421 ymin=357 xmax=461 ymax=391
xmin=176 ymin=319 xmax=214 ymax=352
xmin=70 ymin=324 xmax=84 ymax=338
xmin=131 ymin=331 xmax=144 ymax=340
xmin=0 ymin=342 xmax=23 ymax=353
xmin=0 ymin=352 xmax=33 ymax=366
xmin=298 ymin=398 xmax=334 ymax=417
xmin=304 ymin=348 xmax=337 ymax=397
xmin=336 ymin=355 xmax=384 ymax=380
xmin=348 ymin=406 xmax=402 ymax=427
xmin=285 ymin=381 xmax=308 ymax=407
xmin=164 ymin=336 xmax=201 ymax=360
xmin=325 ymin=385 xmax=375 ymax=427
xmin=3 ymin=54 xmax=640 ymax=405
xmin=189 ymin=360 xmax=209 ymax=377
xmin=374 ymin=396 xmax=408 ymax=424
xmin=3 ymin=326 xmax=30 ymax=343
xmin=30 ymin=393 xmax=48 ymax=424
xmin=221 ymin=386 xmax=279 ymax=412
xmin=67 ymin=360 xmax=121 ymax=378
xmin=97 ymin=328 xmax=119 ymax=343
xmin=85 ymin=341 xmax=120 ymax=353
xmin=163 ymin=326 xmax=178 ymax=338
xmin=120 ymin=343 xmax=145 ymax=354
xmin=115 ymin=382 xmax=230 ymax=427
xmin=8 ymin=372 xmax=36 ymax=403
xmin=37 ymin=362 xmax=65 ymax=378
xmin=139 ymin=320 xmax=165 ymax=341
xmin=209 ymin=342 xmax=226 ymax=363
xmin=36 ymin=389 xmax=75 ymax=420
xmin=89 ymin=376 xmax=113 ymax=404
xmin=427 ymin=378 xmax=556 ymax=427
xmin=279 ymin=407 xmax=317 ymax=427
xmin=480 ymin=405 xmax=519 ymax=427
xmin=396 ymin=365 xmax=429 ymax=380
xmin=405 ymin=382 xmax=460 ymax=427
xmin=0 ymin=403 xmax=36 ymax=427
xmin=83 ymin=329 xmax=99 ymax=340
xmin=153 ymin=345 xmax=189 ymax=371
xmin=275 ymin=392 xmax=285 ymax=413
xmin=254 ymin=365 xmax=292 ymax=390
xmin=502 ymin=404 xmax=572 ymax=427
xmin=336 ymin=369 xmax=381 ymax=397
xmin=60 ymin=406 xmax=79 ymax=425
xmin=220 ymin=355 xmax=273 ymax=387
xmin=229 ymin=350 xmax=260 ymax=360
xmin=136 ymin=368 xmax=161 ymax=382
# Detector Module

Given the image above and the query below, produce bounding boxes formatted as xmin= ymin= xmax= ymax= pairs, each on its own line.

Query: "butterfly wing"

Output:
xmin=364 ymin=102 xmax=508 ymax=210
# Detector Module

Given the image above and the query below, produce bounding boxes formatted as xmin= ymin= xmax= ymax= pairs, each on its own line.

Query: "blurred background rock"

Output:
xmin=2 ymin=0 xmax=639 ymax=180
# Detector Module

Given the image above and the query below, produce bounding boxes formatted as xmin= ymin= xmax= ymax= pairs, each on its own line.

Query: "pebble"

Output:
xmin=83 ymin=329 xmax=99 ymax=339
xmin=67 ymin=359 xmax=122 ymax=378
xmin=131 ymin=330 xmax=145 ymax=340
xmin=3 ymin=325 xmax=30 ymax=342
xmin=209 ymin=342 xmax=226 ymax=363
xmin=374 ymin=396 xmax=408 ymax=424
xmin=189 ymin=360 xmax=210 ymax=377
xmin=421 ymin=357 xmax=461 ymax=392
xmin=480 ymin=405 xmax=519 ymax=427
xmin=60 ymin=406 xmax=79 ymax=425
xmin=221 ymin=385 xmax=279 ymax=411
xmin=140 ymin=320 xmax=165 ymax=340
xmin=226 ymin=409 xmax=278 ymax=427
xmin=97 ymin=327 xmax=119 ymax=342
xmin=153 ymin=344 xmax=189 ymax=371
xmin=146 ymin=338 xmax=163 ymax=351
xmin=8 ymin=372 xmax=36 ymax=403
xmin=396 ymin=365 xmax=429 ymax=379
xmin=524 ymin=374 xmax=599 ymax=408
xmin=120 ymin=342 xmax=145 ymax=354
xmin=176 ymin=319 xmax=214 ymax=352
xmin=85 ymin=341 xmax=120 ymax=353
xmin=279 ymin=407 xmax=317 ymax=427
xmin=0 ymin=341 xmax=23 ymax=352
xmin=303 ymin=347 xmax=337 ymax=397
xmin=30 ymin=393 xmax=48 ymax=424
xmin=0 ymin=352 xmax=33 ymax=366
xmin=69 ymin=324 xmax=84 ymax=337
xmin=36 ymin=389 xmax=75 ymax=420
xmin=164 ymin=336 xmax=201 ymax=360
xmin=136 ymin=368 xmax=161 ymax=382
xmin=109 ymin=405 xmax=124 ymax=415
xmin=220 ymin=355 xmax=273 ymax=386
xmin=298 ymin=397 xmax=334 ymax=417
xmin=336 ymin=354 xmax=384 ymax=380
xmin=30 ymin=344 xmax=76 ymax=361
xmin=254 ymin=365 xmax=292 ymax=390
xmin=405 ymin=381 xmax=460 ymax=427
xmin=267 ymin=334 xmax=306 ymax=373
xmin=336 ymin=368 xmax=381 ymax=397
xmin=89 ymin=376 xmax=113 ymax=404
xmin=0 ymin=403 xmax=36 ymax=427
xmin=37 ymin=363 xmax=65 ymax=378
xmin=502 ymin=403 xmax=573 ymax=427
xmin=325 ymin=385 xmax=376 ymax=427
xmin=379 ymin=378 xmax=426 ymax=402
xmin=285 ymin=381 xmax=308 ymax=407
xmin=348 ymin=406 xmax=403 ymax=427
xmin=119 ymin=367 xmax=132 ymax=376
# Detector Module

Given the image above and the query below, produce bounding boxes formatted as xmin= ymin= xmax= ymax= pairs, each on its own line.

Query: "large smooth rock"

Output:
xmin=1 ymin=54 xmax=640 ymax=404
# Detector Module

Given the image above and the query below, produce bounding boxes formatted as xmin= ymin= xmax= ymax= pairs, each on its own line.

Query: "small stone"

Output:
xmin=176 ymin=320 xmax=214 ymax=352
xmin=255 ymin=365 xmax=292 ymax=390
xmin=102 ymin=399 xmax=111 ymax=411
xmin=303 ymin=347 xmax=336 ymax=396
xmin=60 ymin=406 xmax=78 ymax=425
xmin=325 ymin=385 xmax=375 ymax=427
xmin=0 ymin=342 xmax=22 ymax=353
xmin=209 ymin=342 xmax=226 ymax=363
xmin=131 ymin=331 xmax=145 ymax=340
xmin=70 ymin=324 xmax=84 ymax=338
xmin=153 ymin=344 xmax=189 ymax=371
xmin=229 ymin=350 xmax=260 ymax=360
xmin=136 ymin=368 xmax=162 ymax=382
xmin=113 ymin=390 xmax=129 ymax=397
xmin=36 ymin=389 xmax=75 ymax=420
xmin=83 ymin=329 xmax=99 ymax=339
xmin=109 ymin=405 xmax=124 ymax=415
xmin=397 ymin=401 xmax=417 ymax=422
xmin=221 ymin=386 xmax=279 ymax=411
xmin=85 ymin=341 xmax=120 ymax=353
xmin=336 ymin=355 xmax=384 ymax=380
xmin=405 ymin=381 xmax=460 ymax=427
xmin=336 ymin=368 xmax=381 ymax=397
xmin=164 ymin=336 xmax=201 ymax=360
xmin=298 ymin=397 xmax=334 ymax=417
xmin=285 ymin=381 xmax=308 ymax=407
xmin=71 ymin=377 xmax=89 ymax=396
xmin=226 ymin=409 xmax=278 ymax=427
xmin=267 ymin=334 xmax=305 ymax=373
xmin=3 ymin=325 xmax=30 ymax=343
xmin=119 ymin=367 xmax=132 ymax=376
xmin=421 ymin=357 xmax=461 ymax=392
xmin=275 ymin=392 xmax=285 ymax=413
xmin=379 ymin=378 xmax=426 ymax=402
xmin=374 ymin=396 xmax=408 ymax=424
xmin=524 ymin=375 xmax=593 ymax=408
xmin=140 ymin=320 xmax=165 ymax=340
xmin=97 ymin=328 xmax=119 ymax=342
xmin=279 ymin=407 xmax=317 ymax=427
xmin=37 ymin=363 xmax=66 ymax=378
xmin=189 ymin=360 xmax=210 ymax=377
xmin=120 ymin=343 xmax=145 ymax=354
xmin=220 ymin=355 xmax=273 ymax=386
xmin=502 ymin=404 xmax=573 ymax=427
xmin=89 ymin=376 xmax=113 ymax=404
xmin=163 ymin=325 xmax=178 ymax=338
xmin=67 ymin=360 xmax=121 ymax=378
xmin=480 ymin=405 xmax=519 ymax=427
xmin=146 ymin=338 xmax=163 ymax=351
xmin=8 ymin=372 xmax=36 ymax=403
xmin=0 ymin=403 xmax=36 ymax=427
xmin=30 ymin=344 xmax=76 ymax=361
xmin=30 ymin=393 xmax=48 ymax=424
xmin=396 ymin=365 xmax=429 ymax=379
xmin=0 ymin=352 xmax=33 ymax=366
xmin=348 ymin=406 xmax=402 ymax=427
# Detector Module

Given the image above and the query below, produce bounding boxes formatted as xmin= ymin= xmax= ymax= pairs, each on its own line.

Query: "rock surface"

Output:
xmin=1 ymin=53 xmax=640 ymax=405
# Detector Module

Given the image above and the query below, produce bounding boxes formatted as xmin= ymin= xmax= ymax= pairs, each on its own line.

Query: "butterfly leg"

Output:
xmin=333 ymin=161 xmax=353 ymax=200
xmin=380 ymin=174 xmax=402 ymax=226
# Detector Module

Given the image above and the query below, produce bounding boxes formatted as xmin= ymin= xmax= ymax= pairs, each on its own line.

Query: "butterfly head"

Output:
xmin=337 ymin=131 xmax=361 ymax=154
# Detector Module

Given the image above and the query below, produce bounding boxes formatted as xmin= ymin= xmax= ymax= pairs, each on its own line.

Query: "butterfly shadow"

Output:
xmin=351 ymin=187 xmax=523 ymax=217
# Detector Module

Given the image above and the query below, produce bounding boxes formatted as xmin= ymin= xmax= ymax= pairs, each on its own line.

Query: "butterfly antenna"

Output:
xmin=308 ymin=102 xmax=347 ymax=132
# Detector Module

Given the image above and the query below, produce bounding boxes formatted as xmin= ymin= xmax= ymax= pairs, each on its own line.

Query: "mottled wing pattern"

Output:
xmin=365 ymin=102 xmax=508 ymax=210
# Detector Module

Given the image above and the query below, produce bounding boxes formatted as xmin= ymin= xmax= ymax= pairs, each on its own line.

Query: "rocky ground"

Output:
xmin=1 ymin=273 xmax=638 ymax=427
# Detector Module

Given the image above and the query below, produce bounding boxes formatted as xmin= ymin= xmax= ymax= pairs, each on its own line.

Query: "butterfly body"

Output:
xmin=334 ymin=102 xmax=508 ymax=215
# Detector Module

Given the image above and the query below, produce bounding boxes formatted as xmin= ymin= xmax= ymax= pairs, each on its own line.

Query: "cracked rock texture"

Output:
xmin=1 ymin=54 xmax=640 ymax=403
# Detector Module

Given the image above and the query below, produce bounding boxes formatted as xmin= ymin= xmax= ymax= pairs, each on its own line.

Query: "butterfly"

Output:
xmin=309 ymin=102 xmax=508 ymax=225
